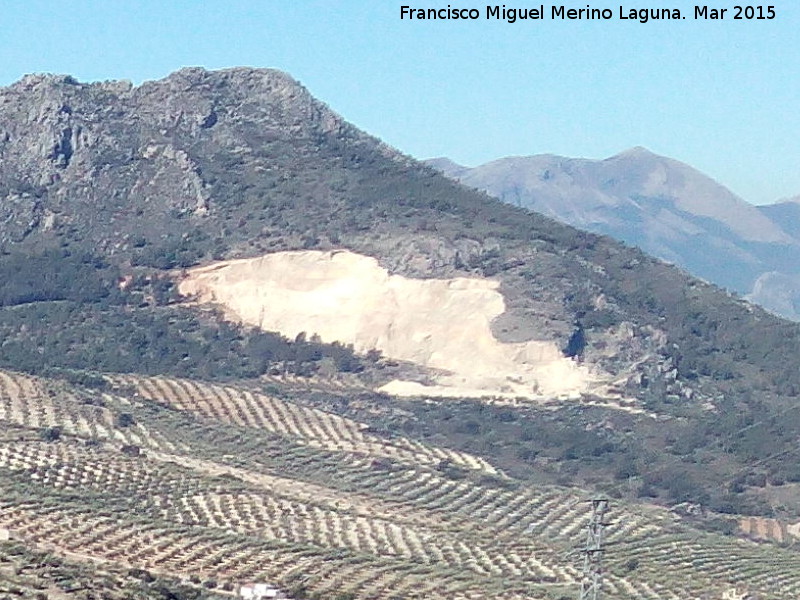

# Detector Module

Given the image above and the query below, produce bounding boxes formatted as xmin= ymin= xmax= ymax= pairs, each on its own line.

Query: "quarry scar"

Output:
xmin=177 ymin=249 xmax=601 ymax=400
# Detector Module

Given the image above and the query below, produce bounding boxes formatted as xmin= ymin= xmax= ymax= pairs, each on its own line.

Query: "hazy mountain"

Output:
xmin=759 ymin=196 xmax=800 ymax=239
xmin=3 ymin=68 xmax=800 ymax=597
xmin=428 ymin=149 xmax=800 ymax=318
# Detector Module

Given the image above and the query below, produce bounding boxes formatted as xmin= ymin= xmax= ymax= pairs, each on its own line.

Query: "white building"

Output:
xmin=239 ymin=583 xmax=283 ymax=599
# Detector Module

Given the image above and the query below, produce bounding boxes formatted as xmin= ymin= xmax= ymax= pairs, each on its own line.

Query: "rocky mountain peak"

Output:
xmin=13 ymin=72 xmax=80 ymax=89
xmin=0 ymin=67 xmax=349 ymax=162
xmin=4 ymin=65 xmax=800 ymax=549
xmin=0 ymin=67 xmax=418 ymax=257
xmin=426 ymin=147 xmax=800 ymax=311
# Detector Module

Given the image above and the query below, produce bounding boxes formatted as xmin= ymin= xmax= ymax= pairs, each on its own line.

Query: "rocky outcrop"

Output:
xmin=0 ymin=68 xmax=387 ymax=250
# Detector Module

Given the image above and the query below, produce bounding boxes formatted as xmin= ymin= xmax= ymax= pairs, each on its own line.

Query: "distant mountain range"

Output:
xmin=427 ymin=149 xmax=800 ymax=319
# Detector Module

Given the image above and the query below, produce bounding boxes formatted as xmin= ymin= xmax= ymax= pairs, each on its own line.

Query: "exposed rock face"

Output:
xmin=178 ymin=250 xmax=597 ymax=399
xmin=739 ymin=515 xmax=800 ymax=545
xmin=0 ymin=67 xmax=376 ymax=252
xmin=8 ymin=67 xmax=800 ymax=531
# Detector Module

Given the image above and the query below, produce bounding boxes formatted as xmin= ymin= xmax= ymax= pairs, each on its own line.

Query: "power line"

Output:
xmin=572 ymin=396 xmax=800 ymax=598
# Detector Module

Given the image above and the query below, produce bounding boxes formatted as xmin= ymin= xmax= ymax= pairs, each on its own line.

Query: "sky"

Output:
xmin=1 ymin=0 xmax=797 ymax=204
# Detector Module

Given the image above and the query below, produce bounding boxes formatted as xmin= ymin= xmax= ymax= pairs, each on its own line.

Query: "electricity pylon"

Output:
xmin=579 ymin=497 xmax=609 ymax=600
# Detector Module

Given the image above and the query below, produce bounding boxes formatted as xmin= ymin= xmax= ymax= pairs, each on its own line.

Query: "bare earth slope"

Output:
xmin=178 ymin=250 xmax=596 ymax=399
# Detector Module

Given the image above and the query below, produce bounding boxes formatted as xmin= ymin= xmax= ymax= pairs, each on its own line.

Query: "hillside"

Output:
xmin=427 ymin=150 xmax=800 ymax=319
xmin=2 ymin=68 xmax=800 ymax=596
xmin=3 ymin=66 xmax=800 ymax=503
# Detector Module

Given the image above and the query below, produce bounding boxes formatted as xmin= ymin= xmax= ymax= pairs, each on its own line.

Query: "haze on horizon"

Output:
xmin=1 ymin=0 xmax=797 ymax=205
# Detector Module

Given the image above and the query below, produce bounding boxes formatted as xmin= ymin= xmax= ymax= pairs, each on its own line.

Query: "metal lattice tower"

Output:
xmin=579 ymin=497 xmax=609 ymax=600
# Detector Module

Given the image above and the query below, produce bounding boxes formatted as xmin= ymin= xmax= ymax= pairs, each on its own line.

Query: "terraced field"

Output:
xmin=0 ymin=537 xmax=217 ymax=600
xmin=112 ymin=374 xmax=496 ymax=473
xmin=1 ymin=367 xmax=799 ymax=599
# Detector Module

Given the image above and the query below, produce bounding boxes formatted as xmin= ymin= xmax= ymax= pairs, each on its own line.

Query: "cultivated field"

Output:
xmin=0 ymin=367 xmax=798 ymax=599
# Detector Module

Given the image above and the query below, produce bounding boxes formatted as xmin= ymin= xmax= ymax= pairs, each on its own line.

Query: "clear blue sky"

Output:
xmin=1 ymin=1 xmax=797 ymax=204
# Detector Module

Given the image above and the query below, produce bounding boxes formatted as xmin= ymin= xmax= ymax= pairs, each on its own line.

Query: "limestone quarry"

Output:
xmin=177 ymin=250 xmax=598 ymax=399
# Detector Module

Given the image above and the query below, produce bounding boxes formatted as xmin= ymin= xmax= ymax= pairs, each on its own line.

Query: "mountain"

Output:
xmin=3 ymin=68 xmax=800 ymax=597
xmin=427 ymin=149 xmax=800 ymax=318
xmin=759 ymin=196 xmax=800 ymax=240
